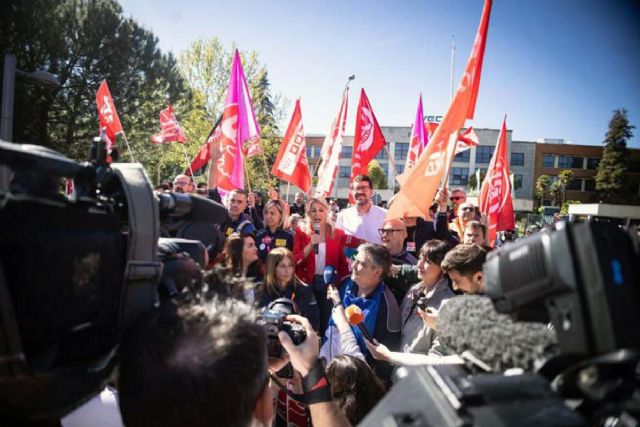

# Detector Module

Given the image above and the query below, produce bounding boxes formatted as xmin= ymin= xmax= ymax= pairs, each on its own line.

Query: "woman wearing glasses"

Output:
xmin=255 ymin=199 xmax=294 ymax=263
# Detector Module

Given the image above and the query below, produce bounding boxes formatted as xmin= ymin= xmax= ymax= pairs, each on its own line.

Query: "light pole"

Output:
xmin=0 ymin=53 xmax=61 ymax=190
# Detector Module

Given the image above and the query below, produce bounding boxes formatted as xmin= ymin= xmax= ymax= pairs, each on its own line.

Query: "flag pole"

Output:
xmin=119 ymin=131 xmax=136 ymax=162
xmin=244 ymin=158 xmax=253 ymax=193
xmin=180 ymin=144 xmax=196 ymax=183
xmin=450 ymin=35 xmax=456 ymax=102
xmin=311 ymin=74 xmax=355 ymax=179
xmin=384 ymin=145 xmax=399 ymax=176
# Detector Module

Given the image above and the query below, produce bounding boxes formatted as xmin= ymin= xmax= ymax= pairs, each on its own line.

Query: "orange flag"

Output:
xmin=387 ymin=0 xmax=492 ymax=220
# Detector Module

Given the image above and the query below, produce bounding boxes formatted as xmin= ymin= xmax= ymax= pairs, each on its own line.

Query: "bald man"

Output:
xmin=379 ymin=219 xmax=418 ymax=265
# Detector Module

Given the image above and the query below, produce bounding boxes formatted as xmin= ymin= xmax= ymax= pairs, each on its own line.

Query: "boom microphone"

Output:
xmin=345 ymin=305 xmax=374 ymax=342
xmin=436 ymin=295 xmax=558 ymax=372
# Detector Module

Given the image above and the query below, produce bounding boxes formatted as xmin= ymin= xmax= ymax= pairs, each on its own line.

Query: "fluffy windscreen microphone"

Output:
xmin=436 ymin=295 xmax=559 ymax=372
xmin=345 ymin=305 xmax=374 ymax=341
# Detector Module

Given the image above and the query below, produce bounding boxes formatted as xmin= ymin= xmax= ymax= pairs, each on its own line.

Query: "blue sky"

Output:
xmin=119 ymin=0 xmax=640 ymax=147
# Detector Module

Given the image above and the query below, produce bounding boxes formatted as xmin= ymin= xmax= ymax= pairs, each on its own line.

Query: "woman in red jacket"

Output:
xmin=294 ymin=197 xmax=358 ymax=335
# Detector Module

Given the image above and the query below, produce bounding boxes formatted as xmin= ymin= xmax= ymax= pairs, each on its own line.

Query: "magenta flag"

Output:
xmin=217 ymin=49 xmax=261 ymax=190
xmin=406 ymin=94 xmax=428 ymax=170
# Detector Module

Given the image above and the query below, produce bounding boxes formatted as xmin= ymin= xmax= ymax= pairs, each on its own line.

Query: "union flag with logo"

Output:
xmin=272 ymin=99 xmax=312 ymax=192
xmin=351 ymin=89 xmax=386 ymax=199
xmin=479 ymin=116 xmax=515 ymax=246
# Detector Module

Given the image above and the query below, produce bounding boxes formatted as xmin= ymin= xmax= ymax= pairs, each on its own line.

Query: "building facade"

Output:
xmin=287 ymin=128 xmax=640 ymax=211
xmin=533 ymin=141 xmax=640 ymax=207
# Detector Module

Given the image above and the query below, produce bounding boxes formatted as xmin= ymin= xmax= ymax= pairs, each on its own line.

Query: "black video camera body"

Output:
xmin=260 ymin=298 xmax=306 ymax=358
xmin=0 ymin=139 xmax=227 ymax=420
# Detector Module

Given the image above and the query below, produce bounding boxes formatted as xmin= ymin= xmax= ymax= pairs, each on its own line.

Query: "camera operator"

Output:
xmin=118 ymin=272 xmax=350 ymax=427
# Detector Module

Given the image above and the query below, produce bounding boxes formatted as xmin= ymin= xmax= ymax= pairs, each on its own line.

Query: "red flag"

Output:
xmin=455 ymin=127 xmax=479 ymax=155
xmin=150 ymin=105 xmax=187 ymax=144
xmin=351 ymin=89 xmax=386 ymax=196
xmin=387 ymin=0 xmax=492 ymax=220
xmin=479 ymin=116 xmax=514 ymax=246
xmin=425 ymin=121 xmax=439 ymax=137
xmin=272 ymin=100 xmax=312 ymax=192
xmin=186 ymin=120 xmax=222 ymax=176
xmin=96 ymin=80 xmax=123 ymax=144
xmin=316 ymin=88 xmax=349 ymax=197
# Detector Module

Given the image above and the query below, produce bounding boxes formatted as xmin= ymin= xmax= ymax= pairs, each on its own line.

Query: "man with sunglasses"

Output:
xmin=379 ymin=219 xmax=419 ymax=303
xmin=335 ymin=175 xmax=386 ymax=244
xmin=448 ymin=188 xmax=467 ymax=221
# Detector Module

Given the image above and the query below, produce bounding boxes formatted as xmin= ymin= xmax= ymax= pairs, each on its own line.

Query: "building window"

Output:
xmin=510 ymin=152 xmax=524 ymax=166
xmin=586 ymin=158 xmax=600 ymax=170
xmin=380 ymin=162 xmax=389 ymax=177
xmin=306 ymin=145 xmax=320 ymax=159
xmin=342 ymin=146 xmax=352 ymax=159
xmin=557 ymin=155 xmax=571 ymax=168
xmin=394 ymin=143 xmax=409 ymax=161
xmin=566 ymin=178 xmax=582 ymax=191
xmin=475 ymin=146 xmax=494 ymax=164
xmin=513 ymin=174 xmax=523 ymax=190
xmin=396 ymin=163 xmax=405 ymax=174
xmin=338 ymin=166 xmax=350 ymax=178
xmin=449 ymin=167 xmax=469 ymax=186
xmin=374 ymin=149 xmax=388 ymax=160
xmin=628 ymin=160 xmax=640 ymax=173
xmin=584 ymin=179 xmax=596 ymax=192
xmin=543 ymin=154 xmax=556 ymax=168
xmin=454 ymin=150 xmax=470 ymax=162
xmin=558 ymin=155 xmax=583 ymax=169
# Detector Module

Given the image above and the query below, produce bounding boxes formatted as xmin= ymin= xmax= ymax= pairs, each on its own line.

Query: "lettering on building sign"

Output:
xmin=426 ymin=115 xmax=443 ymax=123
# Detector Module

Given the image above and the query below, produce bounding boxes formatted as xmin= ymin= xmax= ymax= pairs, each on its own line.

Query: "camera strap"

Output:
xmin=268 ymin=359 xmax=333 ymax=405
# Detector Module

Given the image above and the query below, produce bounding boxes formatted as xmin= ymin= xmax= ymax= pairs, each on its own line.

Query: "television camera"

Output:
xmin=361 ymin=221 xmax=640 ymax=427
xmin=0 ymin=137 xmax=227 ymax=421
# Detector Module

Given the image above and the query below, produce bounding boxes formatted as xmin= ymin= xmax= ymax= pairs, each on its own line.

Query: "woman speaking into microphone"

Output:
xmin=293 ymin=197 xmax=357 ymax=334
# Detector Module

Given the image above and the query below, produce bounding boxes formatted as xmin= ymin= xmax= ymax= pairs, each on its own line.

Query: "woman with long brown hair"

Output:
xmin=259 ymin=248 xmax=319 ymax=329
xmin=293 ymin=197 xmax=358 ymax=335
xmin=223 ymin=232 xmax=262 ymax=282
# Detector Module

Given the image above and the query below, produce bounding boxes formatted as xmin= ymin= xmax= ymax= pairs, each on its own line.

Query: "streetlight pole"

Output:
xmin=0 ymin=53 xmax=61 ymax=190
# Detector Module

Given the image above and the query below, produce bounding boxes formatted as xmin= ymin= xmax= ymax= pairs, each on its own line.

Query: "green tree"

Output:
xmin=467 ymin=169 xmax=486 ymax=191
xmin=535 ymin=174 xmax=551 ymax=206
xmin=553 ymin=169 xmax=574 ymax=206
xmin=368 ymin=160 xmax=388 ymax=190
xmin=0 ymin=0 xmax=190 ymax=165
xmin=595 ymin=109 xmax=635 ymax=201
xmin=177 ymin=39 xmax=287 ymax=191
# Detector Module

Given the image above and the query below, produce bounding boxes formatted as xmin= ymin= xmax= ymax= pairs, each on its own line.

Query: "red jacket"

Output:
xmin=293 ymin=226 xmax=358 ymax=284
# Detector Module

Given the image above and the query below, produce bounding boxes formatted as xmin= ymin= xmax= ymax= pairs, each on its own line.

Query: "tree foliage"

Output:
xmin=0 ymin=0 xmax=190 ymax=165
xmin=535 ymin=174 xmax=551 ymax=206
xmin=595 ymin=109 xmax=635 ymax=201
xmin=368 ymin=160 xmax=388 ymax=190
xmin=552 ymin=169 xmax=574 ymax=206
xmin=177 ymin=38 xmax=287 ymax=191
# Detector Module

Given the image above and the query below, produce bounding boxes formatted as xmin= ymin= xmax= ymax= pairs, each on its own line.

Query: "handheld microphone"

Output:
xmin=436 ymin=295 xmax=558 ymax=373
xmin=323 ymin=266 xmax=336 ymax=287
xmin=345 ymin=305 xmax=374 ymax=342
xmin=313 ymin=223 xmax=320 ymax=254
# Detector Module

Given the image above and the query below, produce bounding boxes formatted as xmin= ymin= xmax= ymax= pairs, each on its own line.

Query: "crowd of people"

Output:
xmin=62 ymin=147 xmax=529 ymax=427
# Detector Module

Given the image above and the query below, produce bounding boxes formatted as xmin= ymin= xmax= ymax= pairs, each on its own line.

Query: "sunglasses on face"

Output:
xmin=461 ymin=207 xmax=475 ymax=212
xmin=450 ymin=196 xmax=464 ymax=201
